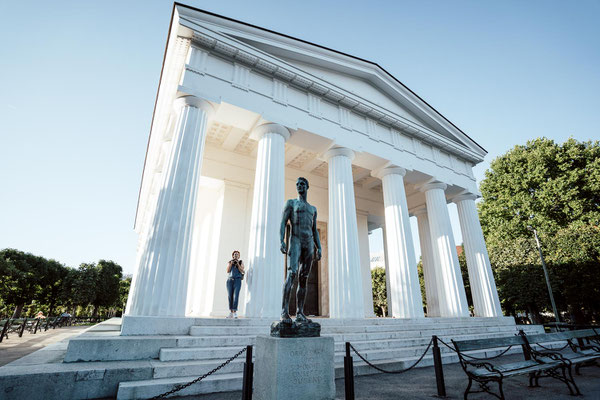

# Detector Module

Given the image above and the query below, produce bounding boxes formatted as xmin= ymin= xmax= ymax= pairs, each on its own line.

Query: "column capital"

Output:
xmin=173 ymin=95 xmax=215 ymax=118
xmin=251 ymin=123 xmax=290 ymax=141
xmin=418 ymin=181 xmax=447 ymax=193
xmin=372 ymin=166 xmax=406 ymax=179
xmin=452 ymin=192 xmax=479 ymax=203
xmin=324 ymin=146 xmax=355 ymax=162
xmin=411 ymin=207 xmax=428 ymax=217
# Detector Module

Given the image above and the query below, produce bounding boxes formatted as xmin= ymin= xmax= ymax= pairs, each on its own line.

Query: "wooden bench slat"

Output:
xmin=526 ymin=329 xmax=598 ymax=344
xmin=453 ymin=335 xmax=525 ymax=351
xmin=470 ymin=360 xmax=562 ymax=378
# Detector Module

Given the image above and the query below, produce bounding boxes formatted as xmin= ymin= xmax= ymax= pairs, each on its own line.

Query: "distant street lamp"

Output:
xmin=527 ymin=226 xmax=560 ymax=323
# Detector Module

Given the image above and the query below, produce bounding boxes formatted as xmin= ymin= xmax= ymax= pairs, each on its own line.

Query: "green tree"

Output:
xmin=119 ymin=275 xmax=132 ymax=315
xmin=371 ymin=267 xmax=388 ymax=317
xmin=72 ymin=263 xmax=99 ymax=313
xmin=0 ymin=249 xmax=47 ymax=318
xmin=479 ymin=138 xmax=600 ymax=322
xmin=93 ymin=260 xmax=123 ymax=316
xmin=36 ymin=259 xmax=69 ymax=317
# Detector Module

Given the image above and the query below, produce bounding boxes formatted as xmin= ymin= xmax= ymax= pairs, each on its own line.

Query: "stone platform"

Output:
xmin=0 ymin=316 xmax=550 ymax=399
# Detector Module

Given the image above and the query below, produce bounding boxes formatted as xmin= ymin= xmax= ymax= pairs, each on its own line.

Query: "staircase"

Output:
xmin=116 ymin=317 xmax=543 ymax=399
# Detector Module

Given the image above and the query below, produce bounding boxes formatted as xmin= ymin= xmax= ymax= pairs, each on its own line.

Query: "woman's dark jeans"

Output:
xmin=226 ymin=278 xmax=242 ymax=311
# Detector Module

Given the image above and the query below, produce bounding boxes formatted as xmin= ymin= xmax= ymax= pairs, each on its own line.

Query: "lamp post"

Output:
xmin=527 ymin=226 xmax=560 ymax=323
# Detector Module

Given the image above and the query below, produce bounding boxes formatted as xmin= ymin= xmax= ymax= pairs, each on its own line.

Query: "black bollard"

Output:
xmin=344 ymin=342 xmax=355 ymax=400
xmin=242 ymin=345 xmax=253 ymax=400
xmin=432 ymin=336 xmax=446 ymax=397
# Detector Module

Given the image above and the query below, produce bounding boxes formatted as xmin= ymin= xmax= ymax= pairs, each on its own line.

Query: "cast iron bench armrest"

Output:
xmin=464 ymin=360 xmax=504 ymax=379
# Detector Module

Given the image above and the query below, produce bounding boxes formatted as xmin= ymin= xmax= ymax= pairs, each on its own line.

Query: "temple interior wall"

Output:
xmin=186 ymin=144 xmax=384 ymax=317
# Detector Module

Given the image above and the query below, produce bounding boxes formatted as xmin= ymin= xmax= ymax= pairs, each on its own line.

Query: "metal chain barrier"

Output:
xmin=150 ymin=346 xmax=247 ymax=400
xmin=349 ymin=338 xmax=433 ymax=374
xmin=436 ymin=337 xmax=514 ymax=360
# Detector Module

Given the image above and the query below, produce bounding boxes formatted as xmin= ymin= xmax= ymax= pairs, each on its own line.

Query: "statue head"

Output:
xmin=296 ymin=177 xmax=309 ymax=195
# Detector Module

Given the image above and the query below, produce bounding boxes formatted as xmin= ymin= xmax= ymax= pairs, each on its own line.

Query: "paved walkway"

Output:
xmin=187 ymin=353 xmax=600 ymax=400
xmin=0 ymin=325 xmax=90 ymax=367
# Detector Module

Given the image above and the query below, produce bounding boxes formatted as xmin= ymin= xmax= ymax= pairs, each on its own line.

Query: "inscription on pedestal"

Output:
xmin=254 ymin=336 xmax=335 ymax=400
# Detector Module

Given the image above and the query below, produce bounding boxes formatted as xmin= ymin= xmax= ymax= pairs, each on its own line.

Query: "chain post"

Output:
xmin=432 ymin=336 xmax=446 ymax=397
xmin=242 ymin=345 xmax=253 ymax=400
xmin=344 ymin=342 xmax=355 ymax=400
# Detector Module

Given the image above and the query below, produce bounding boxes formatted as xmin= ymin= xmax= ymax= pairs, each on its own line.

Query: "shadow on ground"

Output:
xmin=178 ymin=353 xmax=600 ymax=399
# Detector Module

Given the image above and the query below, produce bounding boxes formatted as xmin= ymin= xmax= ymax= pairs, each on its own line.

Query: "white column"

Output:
xmin=357 ymin=212 xmax=376 ymax=317
xmin=420 ymin=182 xmax=470 ymax=317
xmin=454 ymin=194 xmax=503 ymax=317
xmin=127 ymin=95 xmax=214 ymax=316
xmin=414 ymin=208 xmax=441 ymax=317
xmin=381 ymin=226 xmax=393 ymax=317
xmin=325 ymin=147 xmax=365 ymax=319
xmin=376 ymin=167 xmax=424 ymax=318
xmin=244 ymin=123 xmax=290 ymax=318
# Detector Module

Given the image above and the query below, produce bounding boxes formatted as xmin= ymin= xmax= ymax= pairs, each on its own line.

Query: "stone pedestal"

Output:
xmin=254 ymin=336 xmax=335 ymax=400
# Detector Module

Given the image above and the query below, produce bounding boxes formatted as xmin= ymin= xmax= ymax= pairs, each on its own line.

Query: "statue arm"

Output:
xmin=280 ymin=200 xmax=292 ymax=253
xmin=312 ymin=208 xmax=322 ymax=260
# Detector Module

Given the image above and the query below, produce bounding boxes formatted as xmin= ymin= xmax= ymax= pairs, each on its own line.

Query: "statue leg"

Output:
xmin=281 ymin=242 xmax=299 ymax=322
xmin=295 ymin=247 xmax=313 ymax=323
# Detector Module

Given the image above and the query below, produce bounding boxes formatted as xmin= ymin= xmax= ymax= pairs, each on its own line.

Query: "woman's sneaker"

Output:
xmin=226 ymin=312 xmax=234 ymax=319
xmin=233 ymin=312 xmax=238 ymax=319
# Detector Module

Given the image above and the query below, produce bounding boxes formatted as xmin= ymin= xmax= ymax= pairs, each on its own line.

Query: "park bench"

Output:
xmin=1 ymin=318 xmax=28 ymax=339
xmin=452 ymin=335 xmax=578 ymax=399
xmin=523 ymin=328 xmax=600 ymax=377
xmin=0 ymin=319 xmax=10 ymax=342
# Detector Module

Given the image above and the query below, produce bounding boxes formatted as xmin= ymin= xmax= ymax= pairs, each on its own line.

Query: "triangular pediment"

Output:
xmin=175 ymin=4 xmax=487 ymax=158
xmin=230 ymin=37 xmax=435 ymax=131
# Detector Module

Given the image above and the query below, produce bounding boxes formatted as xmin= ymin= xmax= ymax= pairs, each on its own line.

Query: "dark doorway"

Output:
xmin=288 ymin=259 xmax=320 ymax=317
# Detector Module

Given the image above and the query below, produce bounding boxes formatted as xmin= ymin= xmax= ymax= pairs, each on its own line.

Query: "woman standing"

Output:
xmin=226 ymin=250 xmax=244 ymax=318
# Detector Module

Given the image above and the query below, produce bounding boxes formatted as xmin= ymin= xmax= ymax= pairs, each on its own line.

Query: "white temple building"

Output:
xmin=125 ymin=4 xmax=502 ymax=323
xmin=0 ymin=6 xmax=547 ymax=399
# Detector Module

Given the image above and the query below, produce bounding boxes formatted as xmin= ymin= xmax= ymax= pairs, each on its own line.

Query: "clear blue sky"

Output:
xmin=1 ymin=1 xmax=598 ymax=274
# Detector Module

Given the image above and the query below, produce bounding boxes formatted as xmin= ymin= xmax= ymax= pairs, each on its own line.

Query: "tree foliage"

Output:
xmin=478 ymin=138 xmax=600 ymax=323
xmin=0 ymin=248 xmax=129 ymax=318
xmin=371 ymin=267 xmax=388 ymax=317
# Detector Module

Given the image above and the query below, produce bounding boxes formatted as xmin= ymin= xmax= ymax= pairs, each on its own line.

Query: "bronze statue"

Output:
xmin=279 ymin=177 xmax=322 ymax=324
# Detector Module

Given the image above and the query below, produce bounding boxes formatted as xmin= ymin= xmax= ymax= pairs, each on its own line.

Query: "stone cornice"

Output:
xmin=178 ymin=18 xmax=484 ymax=164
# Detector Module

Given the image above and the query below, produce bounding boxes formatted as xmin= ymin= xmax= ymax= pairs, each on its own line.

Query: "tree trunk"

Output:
xmin=527 ymin=304 xmax=542 ymax=325
xmin=92 ymin=305 xmax=99 ymax=318
xmin=12 ymin=303 xmax=24 ymax=318
xmin=48 ymin=299 xmax=56 ymax=318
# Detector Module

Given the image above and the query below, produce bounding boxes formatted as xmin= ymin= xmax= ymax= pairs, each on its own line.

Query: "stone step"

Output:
xmin=152 ymin=358 xmax=246 ymax=379
xmin=175 ymin=335 xmax=255 ymax=348
xmin=331 ymin=330 xmax=524 ymax=353
xmin=188 ymin=322 xmax=517 ymax=337
xmin=165 ymin=327 xmax=535 ymax=363
xmin=116 ymin=372 xmax=243 ymax=400
xmin=160 ymin=346 xmax=250 ymax=362
xmin=189 ymin=316 xmax=516 ymax=327
xmin=323 ymin=325 xmax=522 ymax=342
xmin=118 ymin=341 xmax=540 ymax=399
